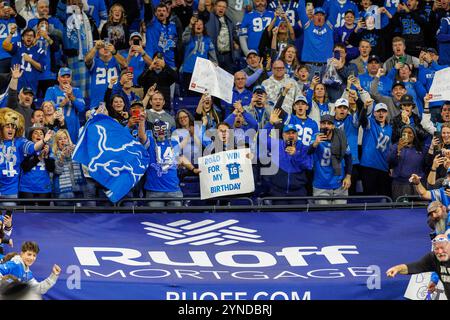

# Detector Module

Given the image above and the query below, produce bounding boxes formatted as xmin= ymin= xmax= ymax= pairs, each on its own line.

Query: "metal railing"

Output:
xmin=0 ymin=195 xmax=430 ymax=213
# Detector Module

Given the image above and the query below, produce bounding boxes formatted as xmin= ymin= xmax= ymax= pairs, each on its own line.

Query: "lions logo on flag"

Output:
xmin=73 ymin=114 xmax=150 ymax=202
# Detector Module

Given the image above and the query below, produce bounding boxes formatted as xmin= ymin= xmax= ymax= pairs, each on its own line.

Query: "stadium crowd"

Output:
xmin=0 ymin=0 xmax=449 ymax=299
xmin=0 ymin=0 xmax=449 ymax=207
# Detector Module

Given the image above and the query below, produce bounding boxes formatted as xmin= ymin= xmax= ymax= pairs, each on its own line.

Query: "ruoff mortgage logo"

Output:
xmin=141 ymin=219 xmax=264 ymax=246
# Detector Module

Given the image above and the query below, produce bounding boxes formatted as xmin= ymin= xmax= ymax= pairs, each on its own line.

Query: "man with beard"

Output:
xmin=386 ymin=233 xmax=450 ymax=299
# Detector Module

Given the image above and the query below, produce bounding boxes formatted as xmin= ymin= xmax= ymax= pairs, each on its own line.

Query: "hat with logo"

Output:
xmin=368 ymin=55 xmax=381 ymax=63
xmin=335 ymin=98 xmax=349 ymax=108
xmin=129 ymin=32 xmax=143 ymax=40
xmin=58 ymin=67 xmax=72 ymax=77
xmin=294 ymin=95 xmax=308 ymax=104
xmin=399 ymin=94 xmax=415 ymax=106
xmin=253 ymin=85 xmax=266 ymax=94
xmin=314 ymin=7 xmax=326 ymax=15
xmin=120 ymin=68 xmax=133 ymax=77
xmin=283 ymin=124 xmax=297 ymax=133
xmin=20 ymin=87 xmax=34 ymax=96
xmin=320 ymin=114 xmax=334 ymax=123
xmin=374 ymin=103 xmax=388 ymax=112
xmin=392 ymin=80 xmax=406 ymax=90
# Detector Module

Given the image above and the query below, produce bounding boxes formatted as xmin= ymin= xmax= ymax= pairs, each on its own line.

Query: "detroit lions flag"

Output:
xmin=73 ymin=114 xmax=150 ymax=203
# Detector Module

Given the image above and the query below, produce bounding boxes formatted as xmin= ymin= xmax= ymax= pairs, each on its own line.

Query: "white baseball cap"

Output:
xmin=374 ymin=103 xmax=388 ymax=112
xmin=335 ymin=98 xmax=349 ymax=108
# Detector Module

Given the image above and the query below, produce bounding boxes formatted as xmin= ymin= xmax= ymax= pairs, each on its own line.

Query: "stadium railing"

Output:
xmin=0 ymin=195 xmax=428 ymax=213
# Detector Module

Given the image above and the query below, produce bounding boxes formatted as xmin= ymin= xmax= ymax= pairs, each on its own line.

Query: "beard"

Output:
xmin=435 ymin=211 xmax=449 ymax=234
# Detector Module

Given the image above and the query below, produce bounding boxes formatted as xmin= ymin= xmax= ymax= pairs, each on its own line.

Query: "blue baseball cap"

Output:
xmin=253 ymin=85 xmax=266 ymax=94
xmin=314 ymin=7 xmax=326 ymax=15
xmin=283 ymin=124 xmax=297 ymax=133
xmin=58 ymin=67 xmax=72 ymax=77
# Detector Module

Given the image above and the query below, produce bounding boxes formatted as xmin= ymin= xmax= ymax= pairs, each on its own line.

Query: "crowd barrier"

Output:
xmin=1 ymin=195 xmax=429 ymax=213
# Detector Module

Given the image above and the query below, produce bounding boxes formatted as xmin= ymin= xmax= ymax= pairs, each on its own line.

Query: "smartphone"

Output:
xmin=104 ymin=37 xmax=110 ymax=45
xmin=128 ymin=66 xmax=134 ymax=73
xmin=40 ymin=24 xmax=47 ymax=31
xmin=399 ymin=56 xmax=407 ymax=64
xmin=133 ymin=38 xmax=140 ymax=45
xmin=314 ymin=71 xmax=320 ymax=78
xmin=402 ymin=132 xmax=408 ymax=140
xmin=131 ymin=109 xmax=141 ymax=118
xmin=320 ymin=128 xmax=329 ymax=135
xmin=334 ymin=50 xmax=341 ymax=60
xmin=286 ymin=139 xmax=294 ymax=147
xmin=4 ymin=210 xmax=12 ymax=218
xmin=434 ymin=131 xmax=442 ymax=143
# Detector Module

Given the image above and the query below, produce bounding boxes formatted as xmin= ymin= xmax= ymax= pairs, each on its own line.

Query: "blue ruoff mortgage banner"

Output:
xmin=10 ymin=209 xmax=429 ymax=300
xmin=198 ymin=148 xmax=255 ymax=200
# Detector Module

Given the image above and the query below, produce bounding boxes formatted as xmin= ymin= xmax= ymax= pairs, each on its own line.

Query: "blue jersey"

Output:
xmin=268 ymin=0 xmax=300 ymax=28
xmin=10 ymin=42 xmax=45 ymax=93
xmin=123 ymin=52 xmax=146 ymax=86
xmin=88 ymin=56 xmax=120 ymax=108
xmin=298 ymin=0 xmax=334 ymax=63
xmin=287 ymin=115 xmax=318 ymax=147
xmin=334 ymin=24 xmax=358 ymax=60
xmin=182 ymin=35 xmax=216 ymax=74
xmin=0 ymin=90 xmax=7 ymax=108
xmin=312 ymin=139 xmax=350 ymax=189
xmin=381 ymin=0 xmax=400 ymax=28
xmin=0 ymin=138 xmax=35 ymax=196
xmin=334 ymin=113 xmax=359 ymax=164
xmin=87 ymin=0 xmax=108 ymax=27
xmin=240 ymin=10 xmax=274 ymax=52
xmin=146 ymin=19 xmax=178 ymax=68
xmin=19 ymin=156 xmax=53 ymax=194
xmin=0 ymin=18 xmax=20 ymax=60
xmin=34 ymin=36 xmax=54 ymax=81
xmin=44 ymin=85 xmax=86 ymax=143
xmin=0 ymin=256 xmax=34 ymax=283
xmin=360 ymin=116 xmax=392 ymax=171
xmin=144 ymin=133 xmax=181 ymax=192
xmin=437 ymin=17 xmax=450 ymax=66
xmin=323 ymin=0 xmax=360 ymax=28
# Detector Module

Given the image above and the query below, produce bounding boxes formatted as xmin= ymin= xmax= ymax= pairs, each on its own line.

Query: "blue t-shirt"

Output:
xmin=144 ymin=133 xmax=181 ymax=192
xmin=312 ymin=139 xmax=350 ymax=189
xmin=298 ymin=0 xmax=334 ymax=63
xmin=0 ymin=138 xmax=35 ymax=195
xmin=88 ymin=56 xmax=120 ymax=108
xmin=240 ymin=10 xmax=274 ymax=52
xmin=10 ymin=42 xmax=45 ymax=92
xmin=146 ymin=19 xmax=178 ymax=68
xmin=360 ymin=116 xmax=392 ymax=171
